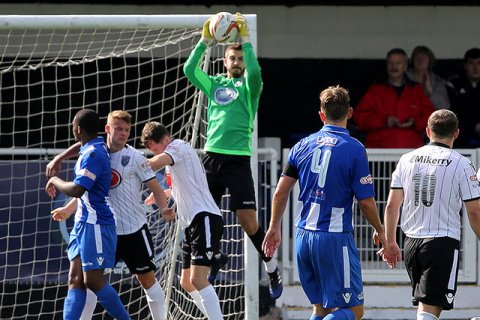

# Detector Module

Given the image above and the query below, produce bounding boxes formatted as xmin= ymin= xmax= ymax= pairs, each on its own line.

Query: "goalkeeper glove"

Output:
xmin=201 ymin=17 xmax=214 ymax=44
xmin=235 ymin=13 xmax=249 ymax=38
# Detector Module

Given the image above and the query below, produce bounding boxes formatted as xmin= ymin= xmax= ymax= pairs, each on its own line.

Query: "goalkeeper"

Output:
xmin=183 ymin=13 xmax=283 ymax=299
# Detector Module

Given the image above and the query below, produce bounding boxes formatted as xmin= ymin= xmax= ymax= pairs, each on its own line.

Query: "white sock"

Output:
xmin=188 ymin=289 xmax=208 ymax=316
xmin=264 ymin=260 xmax=276 ymax=273
xmin=144 ymin=281 xmax=165 ymax=320
xmin=417 ymin=311 xmax=439 ymax=320
xmin=199 ymin=285 xmax=223 ymax=320
xmin=80 ymin=288 xmax=97 ymax=320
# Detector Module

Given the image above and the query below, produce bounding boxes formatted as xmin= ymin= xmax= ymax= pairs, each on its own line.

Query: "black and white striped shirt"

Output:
xmin=391 ymin=142 xmax=480 ymax=240
xmin=109 ymin=145 xmax=156 ymax=235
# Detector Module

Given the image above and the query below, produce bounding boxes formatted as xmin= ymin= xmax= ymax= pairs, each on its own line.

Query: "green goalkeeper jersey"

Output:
xmin=183 ymin=41 xmax=262 ymax=156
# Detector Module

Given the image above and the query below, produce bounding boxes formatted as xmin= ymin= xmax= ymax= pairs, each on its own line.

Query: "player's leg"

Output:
xmin=64 ymin=256 xmax=87 ymax=319
xmin=222 ymin=155 xmax=283 ymax=298
xmin=118 ymin=225 xmax=164 ymax=320
xmin=80 ymin=289 xmax=97 ymax=320
xmin=79 ymin=222 xmax=130 ymax=320
xmin=413 ymin=237 xmax=460 ymax=320
xmin=180 ymin=230 xmax=208 ymax=317
xmin=64 ymin=223 xmax=87 ymax=319
xmin=189 ymin=212 xmax=223 ymax=320
xmin=297 ymin=229 xmax=364 ymax=320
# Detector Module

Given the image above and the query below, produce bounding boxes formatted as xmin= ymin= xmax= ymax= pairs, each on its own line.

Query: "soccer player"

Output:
xmin=183 ymin=13 xmax=283 ymax=299
xmin=45 ymin=109 xmax=130 ymax=320
xmin=381 ymin=109 xmax=480 ymax=320
xmin=46 ymin=110 xmax=174 ymax=320
xmin=263 ymin=86 xmax=387 ymax=320
xmin=141 ymin=121 xmax=224 ymax=320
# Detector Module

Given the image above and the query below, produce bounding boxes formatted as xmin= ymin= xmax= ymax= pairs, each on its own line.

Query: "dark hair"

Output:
xmin=319 ymin=85 xmax=350 ymax=121
xmin=428 ymin=109 xmax=458 ymax=138
xmin=464 ymin=48 xmax=480 ymax=63
xmin=226 ymin=43 xmax=242 ymax=52
xmin=141 ymin=121 xmax=170 ymax=146
xmin=74 ymin=109 xmax=99 ymax=135
xmin=411 ymin=45 xmax=436 ymax=70
xmin=386 ymin=48 xmax=408 ymax=59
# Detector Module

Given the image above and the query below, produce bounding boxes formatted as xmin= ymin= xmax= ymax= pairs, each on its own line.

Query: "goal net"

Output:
xmin=0 ymin=15 xmax=257 ymax=320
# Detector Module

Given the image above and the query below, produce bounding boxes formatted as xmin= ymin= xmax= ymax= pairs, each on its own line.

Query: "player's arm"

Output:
xmin=465 ymin=199 xmax=480 ymax=240
xmin=45 ymin=142 xmax=81 ymax=178
xmin=51 ymin=197 xmax=77 ymax=221
xmin=183 ymin=19 xmax=214 ymax=95
xmin=144 ymin=178 xmax=175 ymax=221
xmin=382 ymin=188 xmax=404 ymax=268
xmin=235 ymin=13 xmax=262 ymax=98
xmin=263 ymin=174 xmax=297 ymax=258
xmin=45 ymin=176 xmax=85 ymax=198
xmin=148 ymin=153 xmax=173 ymax=171
xmin=357 ymin=196 xmax=386 ymax=245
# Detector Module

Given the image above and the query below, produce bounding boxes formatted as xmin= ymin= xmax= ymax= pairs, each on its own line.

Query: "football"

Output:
xmin=209 ymin=12 xmax=239 ymax=43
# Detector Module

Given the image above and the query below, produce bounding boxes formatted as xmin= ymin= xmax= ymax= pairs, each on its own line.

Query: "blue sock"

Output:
xmin=323 ymin=308 xmax=355 ymax=320
xmin=63 ymin=288 xmax=86 ymax=320
xmin=95 ymin=283 xmax=130 ymax=320
xmin=310 ymin=315 xmax=325 ymax=320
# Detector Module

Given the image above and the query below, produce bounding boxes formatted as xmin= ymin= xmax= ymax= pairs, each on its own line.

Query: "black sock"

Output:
xmin=247 ymin=226 xmax=271 ymax=262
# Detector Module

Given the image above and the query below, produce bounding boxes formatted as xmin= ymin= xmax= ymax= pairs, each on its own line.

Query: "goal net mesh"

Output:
xmin=0 ymin=16 xmax=247 ymax=320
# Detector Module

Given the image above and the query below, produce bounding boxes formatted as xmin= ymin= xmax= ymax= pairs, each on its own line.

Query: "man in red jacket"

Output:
xmin=354 ymin=48 xmax=435 ymax=148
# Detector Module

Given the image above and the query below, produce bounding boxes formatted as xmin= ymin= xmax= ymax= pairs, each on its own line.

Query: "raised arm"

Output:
xmin=46 ymin=142 xmax=81 ymax=178
xmin=183 ymin=19 xmax=215 ymax=95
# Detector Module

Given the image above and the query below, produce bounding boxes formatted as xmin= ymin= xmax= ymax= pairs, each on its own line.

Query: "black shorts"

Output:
xmin=115 ymin=224 xmax=157 ymax=274
xmin=404 ymin=236 xmax=460 ymax=310
xmin=202 ymin=152 xmax=256 ymax=211
xmin=181 ymin=212 xmax=224 ymax=268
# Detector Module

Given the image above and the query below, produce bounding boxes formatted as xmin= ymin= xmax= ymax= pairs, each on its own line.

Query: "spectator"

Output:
xmin=354 ymin=48 xmax=434 ymax=148
xmin=406 ymin=45 xmax=450 ymax=109
xmin=447 ymin=47 xmax=480 ymax=148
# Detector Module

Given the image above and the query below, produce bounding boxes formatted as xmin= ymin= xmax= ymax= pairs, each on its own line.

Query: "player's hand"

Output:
xmin=201 ymin=17 xmax=214 ymax=41
xmin=144 ymin=192 xmax=156 ymax=206
xmin=51 ymin=207 xmax=72 ymax=222
xmin=46 ymin=157 xmax=61 ymax=178
xmin=377 ymin=242 xmax=402 ymax=269
xmin=45 ymin=177 xmax=58 ymax=198
xmin=262 ymin=226 xmax=281 ymax=258
xmin=235 ymin=12 xmax=249 ymax=38
xmin=372 ymin=226 xmax=387 ymax=247
xmin=159 ymin=207 xmax=175 ymax=222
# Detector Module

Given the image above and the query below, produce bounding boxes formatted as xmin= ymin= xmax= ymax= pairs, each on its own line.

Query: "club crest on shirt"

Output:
xmin=213 ymin=87 xmax=238 ymax=105
xmin=121 ymin=155 xmax=130 ymax=167
xmin=110 ymin=169 xmax=122 ymax=189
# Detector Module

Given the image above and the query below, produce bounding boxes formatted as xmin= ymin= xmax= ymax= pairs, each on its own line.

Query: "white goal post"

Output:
xmin=0 ymin=14 xmax=259 ymax=320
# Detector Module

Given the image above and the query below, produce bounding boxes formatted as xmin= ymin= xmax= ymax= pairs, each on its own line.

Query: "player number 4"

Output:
xmin=311 ymin=148 xmax=332 ymax=188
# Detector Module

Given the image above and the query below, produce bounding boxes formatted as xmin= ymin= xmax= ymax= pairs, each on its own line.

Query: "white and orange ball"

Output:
xmin=209 ymin=12 xmax=239 ymax=43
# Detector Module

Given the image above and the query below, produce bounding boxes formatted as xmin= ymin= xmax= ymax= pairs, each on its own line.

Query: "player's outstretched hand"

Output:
xmin=201 ymin=17 xmax=214 ymax=41
xmin=51 ymin=206 xmax=72 ymax=222
xmin=160 ymin=207 xmax=175 ymax=222
xmin=262 ymin=226 xmax=281 ymax=258
xmin=46 ymin=157 xmax=61 ymax=178
xmin=235 ymin=12 xmax=249 ymax=38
